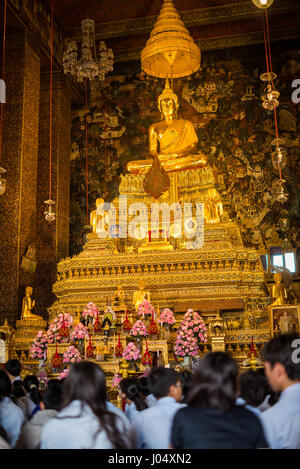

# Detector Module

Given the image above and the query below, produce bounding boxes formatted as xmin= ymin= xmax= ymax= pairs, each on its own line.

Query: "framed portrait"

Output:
xmin=271 ymin=305 xmax=300 ymax=337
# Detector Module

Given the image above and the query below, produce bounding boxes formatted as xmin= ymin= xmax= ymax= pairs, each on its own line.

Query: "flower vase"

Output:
xmin=129 ymin=361 xmax=136 ymax=371
xmin=77 ymin=339 xmax=84 ymax=356
xmin=38 ymin=359 xmax=44 ymax=368
xmin=164 ymin=324 xmax=170 ymax=340
xmin=136 ymin=336 xmax=142 ymax=349
xmin=183 ymin=356 xmax=191 ymax=367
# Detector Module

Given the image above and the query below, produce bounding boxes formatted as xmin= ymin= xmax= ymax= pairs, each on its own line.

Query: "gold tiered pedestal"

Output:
xmin=13 ymin=317 xmax=47 ymax=361
xmin=50 ymin=167 xmax=271 ymax=364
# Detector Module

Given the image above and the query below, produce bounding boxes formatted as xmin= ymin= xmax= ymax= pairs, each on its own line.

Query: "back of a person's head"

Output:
xmin=23 ymin=375 xmax=42 ymax=405
xmin=188 ymin=352 xmax=238 ymax=412
xmin=148 ymin=367 xmax=178 ymax=399
xmin=61 ymin=361 xmax=107 ymax=409
xmin=42 ymin=379 xmax=64 ymax=411
xmin=262 ymin=333 xmax=300 ymax=381
xmin=12 ymin=379 xmax=26 ymax=398
xmin=120 ymin=377 xmax=147 ymax=411
xmin=0 ymin=370 xmax=12 ymax=399
xmin=239 ymin=370 xmax=269 ymax=407
xmin=138 ymin=377 xmax=150 ymax=396
xmin=5 ymin=359 xmax=21 ymax=378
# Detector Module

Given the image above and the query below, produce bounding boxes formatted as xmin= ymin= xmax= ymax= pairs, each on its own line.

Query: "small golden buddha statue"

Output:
xmin=21 ymin=287 xmax=42 ymax=320
xmin=269 ymin=272 xmax=288 ymax=307
xmin=127 ymin=80 xmax=207 ymax=174
xmin=114 ymin=285 xmax=126 ymax=305
xmin=90 ymin=198 xmax=111 ymax=235
xmin=133 ymin=280 xmax=151 ymax=310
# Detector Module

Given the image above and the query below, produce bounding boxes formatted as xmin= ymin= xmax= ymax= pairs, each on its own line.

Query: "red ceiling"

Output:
xmin=54 ymin=0 xmax=245 ymax=29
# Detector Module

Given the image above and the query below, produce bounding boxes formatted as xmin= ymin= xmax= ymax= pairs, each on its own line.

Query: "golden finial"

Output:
xmin=141 ymin=0 xmax=200 ymax=78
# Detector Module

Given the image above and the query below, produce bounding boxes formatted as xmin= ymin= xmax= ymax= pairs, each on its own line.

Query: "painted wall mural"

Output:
xmin=70 ymin=42 xmax=300 ymax=257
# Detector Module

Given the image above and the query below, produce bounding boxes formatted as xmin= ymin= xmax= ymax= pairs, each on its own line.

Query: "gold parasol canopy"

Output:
xmin=141 ymin=0 xmax=201 ymax=79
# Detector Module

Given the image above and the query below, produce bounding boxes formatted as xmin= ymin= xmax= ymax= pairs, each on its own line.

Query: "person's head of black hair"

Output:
xmin=119 ymin=377 xmax=147 ymax=411
xmin=239 ymin=370 xmax=269 ymax=407
xmin=187 ymin=352 xmax=238 ymax=412
xmin=262 ymin=333 xmax=300 ymax=381
xmin=5 ymin=359 xmax=21 ymax=378
xmin=11 ymin=379 xmax=26 ymax=398
xmin=148 ymin=367 xmax=179 ymax=399
xmin=138 ymin=376 xmax=150 ymax=396
xmin=60 ymin=361 xmax=128 ymax=448
xmin=0 ymin=370 xmax=12 ymax=400
xmin=23 ymin=375 xmax=41 ymax=405
xmin=42 ymin=379 xmax=64 ymax=411
xmin=179 ymin=369 xmax=193 ymax=403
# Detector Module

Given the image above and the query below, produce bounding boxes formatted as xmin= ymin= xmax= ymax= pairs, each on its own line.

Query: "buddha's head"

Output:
xmin=96 ymin=198 xmax=104 ymax=208
xmin=158 ymin=79 xmax=179 ymax=119
xmin=25 ymin=286 xmax=33 ymax=296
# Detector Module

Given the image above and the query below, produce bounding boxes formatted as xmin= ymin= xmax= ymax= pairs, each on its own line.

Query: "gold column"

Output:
xmin=0 ymin=32 xmax=40 ymax=323
xmin=35 ymin=72 xmax=71 ymax=315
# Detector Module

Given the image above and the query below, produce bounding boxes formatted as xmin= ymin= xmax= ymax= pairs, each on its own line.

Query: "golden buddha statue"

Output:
xmin=90 ymin=198 xmax=111 ymax=235
xmin=127 ymin=80 xmax=207 ymax=174
xmin=21 ymin=287 xmax=42 ymax=320
xmin=269 ymin=272 xmax=288 ymax=307
xmin=132 ymin=280 xmax=150 ymax=310
xmin=113 ymin=285 xmax=126 ymax=304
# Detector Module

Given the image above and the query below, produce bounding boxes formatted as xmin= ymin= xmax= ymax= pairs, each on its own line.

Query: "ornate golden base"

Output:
xmin=13 ymin=318 xmax=47 ymax=358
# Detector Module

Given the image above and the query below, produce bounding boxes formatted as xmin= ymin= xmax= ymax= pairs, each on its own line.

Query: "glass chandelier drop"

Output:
xmin=260 ymin=72 xmax=279 ymax=111
xmin=271 ymin=137 xmax=287 ymax=170
xmin=44 ymin=199 xmax=56 ymax=223
xmin=63 ymin=18 xmax=113 ymax=82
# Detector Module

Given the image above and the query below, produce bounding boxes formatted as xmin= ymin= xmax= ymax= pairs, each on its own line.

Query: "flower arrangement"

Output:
xmin=82 ymin=302 xmax=99 ymax=320
xmin=174 ymin=309 xmax=207 ymax=358
xmin=47 ymin=313 xmax=73 ymax=343
xmin=158 ymin=308 xmax=176 ymax=326
xmin=63 ymin=346 xmax=82 ymax=364
xmin=183 ymin=309 xmax=208 ymax=344
xmin=112 ymin=373 xmax=122 ymax=388
xmin=137 ymin=300 xmax=155 ymax=318
xmin=30 ymin=331 xmax=48 ymax=360
xmin=122 ymin=342 xmax=142 ymax=362
xmin=130 ymin=319 xmax=148 ymax=338
xmin=70 ymin=323 xmax=89 ymax=341
xmin=58 ymin=368 xmax=70 ymax=380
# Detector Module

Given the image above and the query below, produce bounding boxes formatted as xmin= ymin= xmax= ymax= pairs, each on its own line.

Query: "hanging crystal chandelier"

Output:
xmin=63 ymin=18 xmax=113 ymax=82
xmin=260 ymin=72 xmax=280 ymax=111
xmin=0 ymin=167 xmax=6 ymax=195
xmin=271 ymin=137 xmax=287 ymax=170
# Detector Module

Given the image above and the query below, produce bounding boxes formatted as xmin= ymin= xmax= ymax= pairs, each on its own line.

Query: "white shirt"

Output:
xmin=261 ymin=382 xmax=300 ymax=449
xmin=41 ymin=400 xmax=129 ymax=449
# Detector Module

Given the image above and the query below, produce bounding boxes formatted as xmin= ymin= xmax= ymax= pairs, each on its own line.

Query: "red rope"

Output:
xmin=265 ymin=10 xmax=273 ymax=75
xmin=104 ymin=90 xmax=107 ymax=200
xmin=0 ymin=0 xmax=7 ymax=164
xmin=85 ymin=78 xmax=89 ymax=225
xmin=49 ymin=0 xmax=54 ymax=200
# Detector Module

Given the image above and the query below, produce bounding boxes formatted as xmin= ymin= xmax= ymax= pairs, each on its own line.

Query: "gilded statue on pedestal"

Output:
xmin=132 ymin=280 xmax=150 ymax=310
xmin=21 ymin=287 xmax=42 ymax=320
xmin=127 ymin=80 xmax=207 ymax=175
xmin=269 ymin=273 xmax=289 ymax=307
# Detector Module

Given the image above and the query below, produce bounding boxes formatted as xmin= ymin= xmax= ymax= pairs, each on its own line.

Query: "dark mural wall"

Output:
xmin=69 ymin=40 xmax=300 ymax=258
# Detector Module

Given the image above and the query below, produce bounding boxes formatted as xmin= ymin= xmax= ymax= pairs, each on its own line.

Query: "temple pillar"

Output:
xmin=0 ymin=32 xmax=40 ymax=324
xmin=35 ymin=71 xmax=71 ymax=316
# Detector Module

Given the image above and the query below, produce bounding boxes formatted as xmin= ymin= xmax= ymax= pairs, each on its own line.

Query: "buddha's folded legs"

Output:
xmin=127 ymin=153 xmax=208 ymax=174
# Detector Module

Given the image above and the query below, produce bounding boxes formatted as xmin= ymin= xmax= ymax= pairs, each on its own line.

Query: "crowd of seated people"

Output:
xmin=0 ymin=333 xmax=299 ymax=449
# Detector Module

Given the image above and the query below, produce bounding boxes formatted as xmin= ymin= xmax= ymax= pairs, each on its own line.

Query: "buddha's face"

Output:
xmin=160 ymin=98 xmax=176 ymax=119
